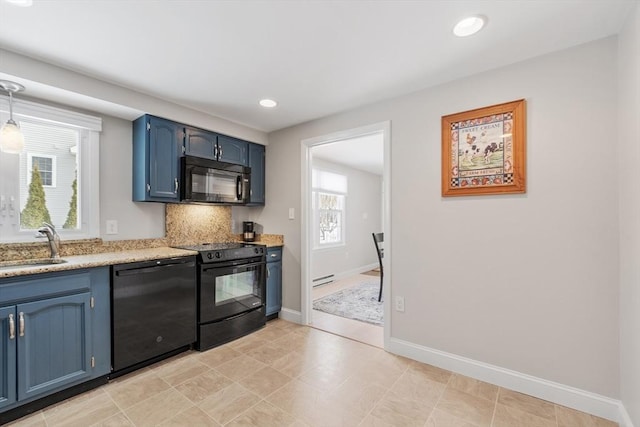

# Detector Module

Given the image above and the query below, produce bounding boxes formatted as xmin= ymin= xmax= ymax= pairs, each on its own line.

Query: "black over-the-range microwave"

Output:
xmin=180 ymin=155 xmax=251 ymax=204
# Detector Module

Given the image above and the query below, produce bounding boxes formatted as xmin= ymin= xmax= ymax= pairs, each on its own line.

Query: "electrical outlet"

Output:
xmin=106 ymin=220 xmax=118 ymax=235
xmin=395 ymin=296 xmax=405 ymax=312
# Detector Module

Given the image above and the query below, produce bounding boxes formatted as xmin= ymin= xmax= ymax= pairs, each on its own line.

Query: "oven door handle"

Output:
xmin=201 ymin=260 xmax=265 ymax=272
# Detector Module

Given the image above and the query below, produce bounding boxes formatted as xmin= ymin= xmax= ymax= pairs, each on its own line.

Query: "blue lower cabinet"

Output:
xmin=0 ymin=306 xmax=17 ymax=411
xmin=0 ymin=267 xmax=110 ymax=413
xmin=266 ymin=247 xmax=282 ymax=317
xmin=17 ymin=293 xmax=92 ymax=401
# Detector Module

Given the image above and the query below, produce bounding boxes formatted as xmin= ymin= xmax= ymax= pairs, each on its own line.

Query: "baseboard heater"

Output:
xmin=312 ymin=274 xmax=334 ymax=287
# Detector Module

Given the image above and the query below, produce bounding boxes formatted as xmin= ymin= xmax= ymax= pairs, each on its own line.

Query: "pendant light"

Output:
xmin=0 ymin=80 xmax=25 ymax=154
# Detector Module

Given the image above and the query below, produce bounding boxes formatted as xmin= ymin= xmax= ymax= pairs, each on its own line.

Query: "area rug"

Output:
xmin=312 ymin=282 xmax=383 ymax=326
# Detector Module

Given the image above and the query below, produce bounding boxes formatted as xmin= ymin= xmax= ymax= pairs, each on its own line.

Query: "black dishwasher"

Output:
xmin=111 ymin=256 xmax=196 ymax=376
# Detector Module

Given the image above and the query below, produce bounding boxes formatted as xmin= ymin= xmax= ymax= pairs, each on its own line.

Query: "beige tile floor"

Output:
xmin=311 ymin=273 xmax=384 ymax=348
xmin=7 ymin=319 xmax=617 ymax=427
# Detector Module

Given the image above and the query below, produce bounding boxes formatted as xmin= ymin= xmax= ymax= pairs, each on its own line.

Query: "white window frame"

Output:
xmin=312 ymin=168 xmax=347 ymax=249
xmin=27 ymin=153 xmax=57 ymax=188
xmin=0 ymin=95 xmax=101 ymax=242
xmin=313 ymin=190 xmax=346 ymax=249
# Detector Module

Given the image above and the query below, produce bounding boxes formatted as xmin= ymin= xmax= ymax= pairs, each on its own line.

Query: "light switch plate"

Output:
xmin=288 ymin=208 xmax=295 ymax=220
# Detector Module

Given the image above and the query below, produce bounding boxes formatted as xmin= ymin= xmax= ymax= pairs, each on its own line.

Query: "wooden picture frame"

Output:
xmin=442 ymin=99 xmax=526 ymax=197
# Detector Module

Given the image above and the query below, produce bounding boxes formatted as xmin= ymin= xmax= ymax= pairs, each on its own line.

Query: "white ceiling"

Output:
xmin=312 ymin=132 xmax=384 ymax=176
xmin=0 ymin=0 xmax=634 ymax=134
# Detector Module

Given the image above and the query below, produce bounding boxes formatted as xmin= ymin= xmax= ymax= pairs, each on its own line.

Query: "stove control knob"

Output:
xmin=254 ymin=248 xmax=259 ymax=254
xmin=207 ymin=253 xmax=213 ymax=259
xmin=215 ymin=252 xmax=222 ymax=259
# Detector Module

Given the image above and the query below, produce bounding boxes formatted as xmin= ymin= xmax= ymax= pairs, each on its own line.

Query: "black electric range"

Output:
xmin=174 ymin=242 xmax=267 ymax=350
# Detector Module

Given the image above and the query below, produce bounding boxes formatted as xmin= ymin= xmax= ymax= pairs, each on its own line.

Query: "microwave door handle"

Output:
xmin=236 ymin=175 xmax=242 ymax=200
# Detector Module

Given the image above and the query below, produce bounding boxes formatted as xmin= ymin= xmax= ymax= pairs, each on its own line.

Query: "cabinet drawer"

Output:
xmin=0 ymin=270 xmax=92 ymax=306
xmin=266 ymin=247 xmax=282 ymax=263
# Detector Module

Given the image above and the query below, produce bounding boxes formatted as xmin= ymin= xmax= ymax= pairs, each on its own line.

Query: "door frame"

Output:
xmin=300 ymin=121 xmax=391 ymax=348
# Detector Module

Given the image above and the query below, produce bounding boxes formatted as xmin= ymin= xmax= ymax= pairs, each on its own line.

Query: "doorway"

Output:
xmin=300 ymin=121 xmax=390 ymax=349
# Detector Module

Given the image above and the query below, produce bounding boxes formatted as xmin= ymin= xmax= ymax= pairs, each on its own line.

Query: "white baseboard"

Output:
xmin=278 ymin=308 xmax=302 ymax=324
xmin=388 ymin=337 xmax=626 ymax=424
xmin=619 ymin=403 xmax=635 ymax=427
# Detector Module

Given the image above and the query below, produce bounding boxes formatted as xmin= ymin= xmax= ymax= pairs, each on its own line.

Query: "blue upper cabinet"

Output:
xmin=217 ymin=135 xmax=248 ymax=165
xmin=133 ymin=115 xmax=182 ymax=202
xmin=247 ymin=143 xmax=265 ymax=205
xmin=0 ymin=306 xmax=17 ymax=411
xmin=133 ymin=113 xmax=262 ymax=203
xmin=185 ymin=127 xmax=217 ymax=160
xmin=185 ymin=128 xmax=248 ymax=165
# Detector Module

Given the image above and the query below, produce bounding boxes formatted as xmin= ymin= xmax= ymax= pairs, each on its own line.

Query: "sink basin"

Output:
xmin=0 ymin=258 xmax=68 ymax=270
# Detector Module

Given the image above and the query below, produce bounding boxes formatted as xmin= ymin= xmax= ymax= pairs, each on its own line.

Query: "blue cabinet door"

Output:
xmin=217 ymin=135 xmax=248 ymax=165
xmin=17 ymin=293 xmax=92 ymax=401
xmin=266 ymin=247 xmax=282 ymax=317
xmin=0 ymin=306 xmax=17 ymax=411
xmin=148 ymin=117 xmax=181 ymax=200
xmin=185 ymin=127 xmax=217 ymax=160
xmin=247 ymin=143 xmax=265 ymax=205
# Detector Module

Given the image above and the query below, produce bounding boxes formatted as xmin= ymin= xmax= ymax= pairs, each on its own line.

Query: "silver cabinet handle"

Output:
xmin=8 ymin=313 xmax=15 ymax=340
xmin=218 ymin=146 xmax=223 ymax=158
xmin=214 ymin=145 xmax=218 ymax=158
xmin=267 ymin=266 xmax=270 ymax=278
xmin=174 ymin=178 xmax=179 ymax=194
xmin=270 ymin=253 xmax=277 ymax=258
xmin=19 ymin=312 xmax=24 ymax=337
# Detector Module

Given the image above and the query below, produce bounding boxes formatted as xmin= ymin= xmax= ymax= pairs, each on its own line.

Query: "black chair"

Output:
xmin=372 ymin=232 xmax=384 ymax=302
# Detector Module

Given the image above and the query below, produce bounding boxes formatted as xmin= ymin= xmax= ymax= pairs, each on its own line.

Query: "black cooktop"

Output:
xmin=177 ymin=242 xmax=251 ymax=251
xmin=175 ymin=242 xmax=266 ymax=263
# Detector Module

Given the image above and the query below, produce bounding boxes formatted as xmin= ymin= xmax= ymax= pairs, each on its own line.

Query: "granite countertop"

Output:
xmin=0 ymin=231 xmax=284 ymax=279
xmin=0 ymin=247 xmax=198 ymax=279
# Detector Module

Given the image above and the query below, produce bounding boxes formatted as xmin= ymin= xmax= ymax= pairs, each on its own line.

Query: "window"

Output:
xmin=312 ymin=169 xmax=347 ymax=247
xmin=315 ymin=192 xmax=345 ymax=245
xmin=0 ymin=96 xmax=101 ymax=242
xmin=28 ymin=154 xmax=57 ymax=187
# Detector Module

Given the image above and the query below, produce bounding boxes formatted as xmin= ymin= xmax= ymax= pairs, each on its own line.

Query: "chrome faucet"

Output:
xmin=36 ymin=222 xmax=61 ymax=259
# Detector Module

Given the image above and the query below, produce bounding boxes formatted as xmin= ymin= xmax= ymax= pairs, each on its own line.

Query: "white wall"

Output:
xmin=265 ymin=37 xmax=620 ymax=398
xmin=618 ymin=3 xmax=640 ymax=425
xmin=310 ymin=158 xmax=381 ymax=280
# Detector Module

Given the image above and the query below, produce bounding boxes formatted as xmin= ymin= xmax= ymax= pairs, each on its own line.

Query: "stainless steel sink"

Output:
xmin=0 ymin=258 xmax=68 ymax=269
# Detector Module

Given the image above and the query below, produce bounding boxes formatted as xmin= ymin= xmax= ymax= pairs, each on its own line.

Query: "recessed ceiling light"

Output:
xmin=4 ymin=0 xmax=33 ymax=7
xmin=259 ymin=99 xmax=278 ymax=108
xmin=453 ymin=15 xmax=485 ymax=37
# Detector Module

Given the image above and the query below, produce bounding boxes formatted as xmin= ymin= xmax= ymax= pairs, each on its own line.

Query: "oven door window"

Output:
xmin=216 ymin=270 xmax=256 ymax=305
xmin=200 ymin=262 xmax=265 ymax=323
